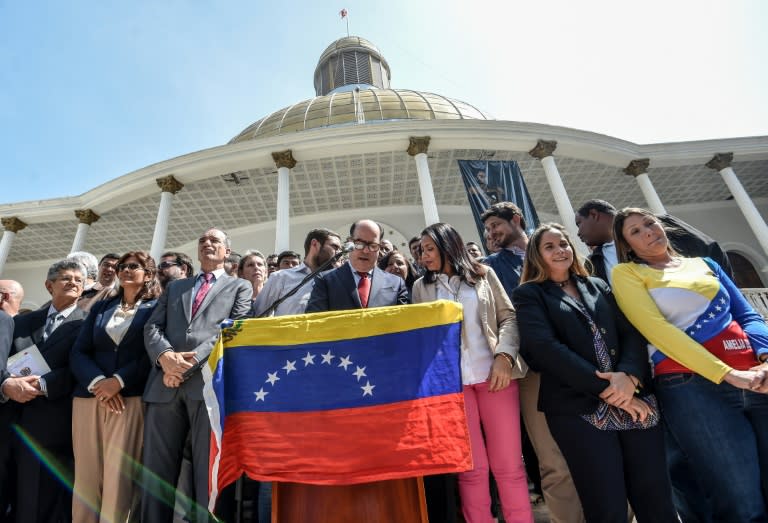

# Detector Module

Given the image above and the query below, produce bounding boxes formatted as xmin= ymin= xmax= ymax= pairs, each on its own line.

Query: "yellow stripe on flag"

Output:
xmin=225 ymin=300 xmax=462 ymax=348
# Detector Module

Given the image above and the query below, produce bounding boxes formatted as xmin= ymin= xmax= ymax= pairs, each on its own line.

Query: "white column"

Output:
xmin=707 ymin=153 xmax=768 ymax=257
xmin=149 ymin=175 xmax=184 ymax=262
xmin=624 ymin=159 xmax=666 ymax=215
xmin=529 ymin=140 xmax=588 ymax=255
xmin=408 ymin=137 xmax=440 ymax=225
xmin=0 ymin=217 xmax=27 ymax=276
xmin=272 ymin=150 xmax=297 ymax=253
xmin=70 ymin=209 xmax=100 ymax=253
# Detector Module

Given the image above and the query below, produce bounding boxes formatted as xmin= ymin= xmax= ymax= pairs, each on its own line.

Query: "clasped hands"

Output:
xmin=93 ymin=377 xmax=125 ymax=413
xmin=724 ymin=363 xmax=768 ymax=394
xmin=159 ymin=351 xmax=198 ymax=389
xmin=1 ymin=375 xmax=43 ymax=403
xmin=596 ymin=371 xmax=652 ymax=423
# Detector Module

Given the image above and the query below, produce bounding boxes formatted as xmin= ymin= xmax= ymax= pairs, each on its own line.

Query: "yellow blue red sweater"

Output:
xmin=612 ymin=257 xmax=768 ymax=383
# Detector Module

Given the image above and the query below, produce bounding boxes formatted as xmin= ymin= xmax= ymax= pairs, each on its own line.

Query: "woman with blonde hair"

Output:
xmin=612 ymin=207 xmax=768 ymax=521
xmin=512 ymin=223 xmax=676 ymax=522
xmin=412 ymin=222 xmax=531 ymax=523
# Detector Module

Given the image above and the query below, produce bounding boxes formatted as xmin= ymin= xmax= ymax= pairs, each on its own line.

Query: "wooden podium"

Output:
xmin=272 ymin=477 xmax=428 ymax=523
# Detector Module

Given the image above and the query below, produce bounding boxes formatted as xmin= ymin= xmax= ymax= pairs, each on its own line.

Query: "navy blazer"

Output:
xmin=70 ymin=296 xmax=156 ymax=398
xmin=512 ymin=276 xmax=650 ymax=415
xmin=305 ymin=263 xmax=409 ymax=312
xmin=11 ymin=306 xmax=86 ymax=449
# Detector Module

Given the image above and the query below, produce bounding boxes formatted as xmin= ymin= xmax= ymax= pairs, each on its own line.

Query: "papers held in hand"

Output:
xmin=7 ymin=345 xmax=52 ymax=377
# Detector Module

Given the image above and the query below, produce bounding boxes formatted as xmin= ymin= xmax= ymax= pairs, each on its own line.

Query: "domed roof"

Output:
xmin=229 ymin=88 xmax=492 ymax=144
xmin=316 ymin=36 xmax=385 ymax=68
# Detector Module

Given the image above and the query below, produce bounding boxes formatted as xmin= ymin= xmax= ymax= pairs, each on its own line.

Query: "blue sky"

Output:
xmin=1 ymin=0 xmax=766 ymax=204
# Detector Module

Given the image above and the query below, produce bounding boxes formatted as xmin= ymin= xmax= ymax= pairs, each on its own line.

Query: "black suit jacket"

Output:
xmin=11 ymin=306 xmax=86 ymax=450
xmin=306 ymin=263 xmax=408 ymax=312
xmin=512 ymin=276 xmax=650 ymax=415
xmin=70 ymin=296 xmax=156 ymax=398
xmin=0 ymin=311 xmax=11 ymax=383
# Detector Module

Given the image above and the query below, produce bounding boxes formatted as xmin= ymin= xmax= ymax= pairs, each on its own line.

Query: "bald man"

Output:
xmin=0 ymin=280 xmax=23 ymax=317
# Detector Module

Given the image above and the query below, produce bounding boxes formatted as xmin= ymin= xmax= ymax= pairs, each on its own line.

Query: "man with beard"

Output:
xmin=481 ymin=202 xmax=585 ymax=523
xmin=252 ymin=228 xmax=343 ymax=317
xmin=157 ymin=251 xmax=195 ymax=290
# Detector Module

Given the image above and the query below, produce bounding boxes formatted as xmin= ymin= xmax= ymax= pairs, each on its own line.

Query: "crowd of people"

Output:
xmin=0 ymin=201 xmax=767 ymax=523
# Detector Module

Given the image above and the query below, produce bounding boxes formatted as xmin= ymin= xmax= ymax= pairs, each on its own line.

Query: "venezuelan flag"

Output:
xmin=202 ymin=300 xmax=471 ymax=509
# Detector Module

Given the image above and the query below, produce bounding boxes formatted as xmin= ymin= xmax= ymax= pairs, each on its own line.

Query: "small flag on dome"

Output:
xmin=340 ymin=8 xmax=348 ymax=19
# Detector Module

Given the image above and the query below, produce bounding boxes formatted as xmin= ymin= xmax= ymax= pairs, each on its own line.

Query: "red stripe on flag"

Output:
xmin=212 ymin=393 xmax=471 ymax=493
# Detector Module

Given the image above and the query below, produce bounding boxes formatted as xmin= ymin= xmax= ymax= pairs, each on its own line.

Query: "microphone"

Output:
xmin=342 ymin=241 xmax=356 ymax=253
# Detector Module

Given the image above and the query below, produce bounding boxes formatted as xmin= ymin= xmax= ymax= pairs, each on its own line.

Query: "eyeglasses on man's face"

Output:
xmin=198 ymin=235 xmax=224 ymax=245
xmin=118 ymin=263 xmax=144 ymax=272
xmin=352 ymin=240 xmax=381 ymax=252
xmin=158 ymin=261 xmax=179 ymax=270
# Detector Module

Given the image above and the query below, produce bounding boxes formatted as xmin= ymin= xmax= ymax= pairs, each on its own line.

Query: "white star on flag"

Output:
xmin=283 ymin=360 xmax=297 ymax=374
xmin=708 ymin=312 xmax=716 ymax=319
xmin=361 ymin=381 xmax=375 ymax=396
xmin=266 ymin=372 xmax=280 ymax=385
xmin=695 ymin=323 xmax=702 ymax=329
xmin=715 ymin=306 xmax=722 ymax=311
xmin=321 ymin=350 xmax=335 ymax=364
xmin=338 ymin=355 xmax=353 ymax=370
xmin=720 ymin=298 xmax=726 ymax=304
xmin=352 ymin=366 xmax=367 ymax=381
xmin=302 ymin=352 xmax=316 ymax=366
xmin=254 ymin=388 xmax=268 ymax=401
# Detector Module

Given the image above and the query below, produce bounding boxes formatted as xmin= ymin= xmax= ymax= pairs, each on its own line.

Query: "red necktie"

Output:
xmin=192 ymin=273 xmax=213 ymax=317
xmin=357 ymin=272 xmax=370 ymax=308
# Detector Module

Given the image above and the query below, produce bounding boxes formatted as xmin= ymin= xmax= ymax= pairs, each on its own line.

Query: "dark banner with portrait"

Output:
xmin=458 ymin=160 xmax=540 ymax=252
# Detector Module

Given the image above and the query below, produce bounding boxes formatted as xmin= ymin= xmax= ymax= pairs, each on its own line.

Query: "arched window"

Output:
xmin=727 ymin=251 xmax=763 ymax=288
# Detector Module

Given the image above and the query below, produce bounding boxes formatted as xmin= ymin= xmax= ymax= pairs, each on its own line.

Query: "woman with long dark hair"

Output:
xmin=70 ymin=250 xmax=161 ymax=522
xmin=378 ymin=250 xmax=418 ymax=297
xmin=412 ymin=222 xmax=531 ymax=523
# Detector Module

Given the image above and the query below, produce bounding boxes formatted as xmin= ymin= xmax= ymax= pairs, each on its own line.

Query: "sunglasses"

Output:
xmin=158 ymin=261 xmax=179 ymax=269
xmin=118 ymin=263 xmax=144 ymax=272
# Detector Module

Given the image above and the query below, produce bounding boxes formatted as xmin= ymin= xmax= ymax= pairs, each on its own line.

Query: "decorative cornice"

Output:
xmin=706 ymin=152 xmax=734 ymax=171
xmin=74 ymin=209 xmax=100 ymax=225
xmin=623 ymin=158 xmax=651 ymax=177
xmin=528 ymin=139 xmax=558 ymax=160
xmin=156 ymin=175 xmax=184 ymax=194
xmin=1 ymin=217 xmax=27 ymax=233
xmin=272 ymin=150 xmax=297 ymax=169
xmin=406 ymin=136 xmax=431 ymax=156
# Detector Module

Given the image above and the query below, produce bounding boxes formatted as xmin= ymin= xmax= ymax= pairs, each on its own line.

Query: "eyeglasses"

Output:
xmin=158 ymin=261 xmax=179 ymax=269
xmin=118 ymin=263 xmax=144 ymax=272
xmin=198 ymin=236 xmax=224 ymax=245
xmin=352 ymin=240 xmax=381 ymax=252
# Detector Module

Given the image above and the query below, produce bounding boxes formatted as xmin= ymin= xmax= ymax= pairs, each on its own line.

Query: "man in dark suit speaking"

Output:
xmin=142 ymin=227 xmax=252 ymax=522
xmin=306 ymin=219 xmax=408 ymax=312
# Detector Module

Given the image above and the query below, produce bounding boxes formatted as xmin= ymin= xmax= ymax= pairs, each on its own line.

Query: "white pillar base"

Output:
xmin=414 ymin=152 xmax=440 ymax=226
xmin=150 ymin=191 xmax=174 ymax=262
xmin=719 ymin=166 xmax=768 ymax=257
xmin=0 ymin=231 xmax=16 ymax=276
xmin=539 ymin=156 xmax=588 ymax=255
xmin=275 ymin=166 xmax=291 ymax=253
xmin=634 ymin=173 xmax=666 ymax=215
xmin=70 ymin=222 xmax=90 ymax=254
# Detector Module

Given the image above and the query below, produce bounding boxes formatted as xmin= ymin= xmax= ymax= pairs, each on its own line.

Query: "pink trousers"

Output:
xmin=460 ymin=380 xmax=534 ymax=523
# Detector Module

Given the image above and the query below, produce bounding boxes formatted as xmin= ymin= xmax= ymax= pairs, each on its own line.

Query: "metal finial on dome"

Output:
xmin=313 ymin=36 xmax=391 ymax=96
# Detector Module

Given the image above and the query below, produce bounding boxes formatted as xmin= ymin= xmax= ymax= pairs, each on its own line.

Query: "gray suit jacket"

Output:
xmin=305 ymin=263 xmax=408 ymax=312
xmin=143 ymin=273 xmax=252 ymax=402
